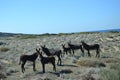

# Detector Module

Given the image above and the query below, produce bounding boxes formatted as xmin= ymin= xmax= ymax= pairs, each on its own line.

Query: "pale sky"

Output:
xmin=0 ymin=0 xmax=120 ymax=34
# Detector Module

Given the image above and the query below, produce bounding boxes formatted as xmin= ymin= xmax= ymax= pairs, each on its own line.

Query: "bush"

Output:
xmin=16 ymin=35 xmax=37 ymax=39
xmin=58 ymin=33 xmax=69 ymax=36
xmin=109 ymin=30 xmax=119 ymax=33
xmin=102 ymin=58 xmax=118 ymax=63
xmin=6 ymin=67 xmax=18 ymax=75
xmin=40 ymin=33 xmax=50 ymax=36
xmin=99 ymin=63 xmax=120 ymax=80
xmin=76 ymin=59 xmax=106 ymax=67
xmin=100 ymin=69 xmax=120 ymax=80
xmin=76 ymin=32 xmax=100 ymax=34
xmin=0 ymin=47 xmax=10 ymax=52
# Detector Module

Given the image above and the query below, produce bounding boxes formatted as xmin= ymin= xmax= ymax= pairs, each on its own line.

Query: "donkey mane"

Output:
xmin=68 ymin=42 xmax=84 ymax=55
xmin=41 ymin=45 xmax=62 ymax=65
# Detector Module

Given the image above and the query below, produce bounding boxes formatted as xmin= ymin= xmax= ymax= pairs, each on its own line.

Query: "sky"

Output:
xmin=0 ymin=0 xmax=120 ymax=34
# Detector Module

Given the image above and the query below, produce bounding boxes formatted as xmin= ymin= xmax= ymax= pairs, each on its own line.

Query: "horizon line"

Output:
xmin=0 ymin=28 xmax=120 ymax=35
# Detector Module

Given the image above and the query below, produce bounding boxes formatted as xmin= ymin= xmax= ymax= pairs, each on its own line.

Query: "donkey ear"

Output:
xmin=67 ymin=41 xmax=71 ymax=44
xmin=62 ymin=44 xmax=65 ymax=46
xmin=40 ymin=45 xmax=43 ymax=47
xmin=40 ymin=51 xmax=42 ymax=54
xmin=36 ymin=48 xmax=40 ymax=52
xmin=38 ymin=48 xmax=40 ymax=51
xmin=81 ymin=40 xmax=83 ymax=42
xmin=36 ymin=48 xmax=38 ymax=51
xmin=43 ymin=45 xmax=45 ymax=47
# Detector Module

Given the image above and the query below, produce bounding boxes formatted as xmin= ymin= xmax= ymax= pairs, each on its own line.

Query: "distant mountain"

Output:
xmin=91 ymin=28 xmax=120 ymax=32
xmin=0 ymin=32 xmax=22 ymax=37
xmin=0 ymin=28 xmax=120 ymax=37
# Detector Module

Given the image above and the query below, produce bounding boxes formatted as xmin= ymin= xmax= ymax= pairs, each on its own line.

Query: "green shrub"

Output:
xmin=109 ymin=30 xmax=119 ymax=33
xmin=58 ymin=33 xmax=69 ymax=36
xmin=100 ymin=63 xmax=120 ymax=80
xmin=76 ymin=32 xmax=100 ymax=34
xmin=0 ymin=47 xmax=10 ymax=52
xmin=16 ymin=35 xmax=37 ymax=39
xmin=41 ymin=33 xmax=50 ymax=36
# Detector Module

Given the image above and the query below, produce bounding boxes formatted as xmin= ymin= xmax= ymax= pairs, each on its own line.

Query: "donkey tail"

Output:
xmin=19 ymin=56 xmax=22 ymax=65
xmin=99 ymin=47 xmax=101 ymax=53
xmin=60 ymin=50 xmax=63 ymax=57
xmin=19 ymin=59 xmax=21 ymax=65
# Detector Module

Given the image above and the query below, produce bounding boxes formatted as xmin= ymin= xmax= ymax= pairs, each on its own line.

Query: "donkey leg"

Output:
xmin=33 ymin=61 xmax=36 ymax=72
xmin=72 ymin=49 xmax=74 ymax=55
xmin=58 ymin=55 xmax=62 ymax=65
xmin=52 ymin=62 xmax=56 ymax=72
xmin=65 ymin=51 xmax=67 ymax=55
xmin=57 ymin=57 xmax=59 ymax=65
xmin=21 ymin=61 xmax=26 ymax=73
xmin=96 ymin=50 xmax=98 ymax=57
xmin=88 ymin=50 xmax=91 ymax=57
xmin=21 ymin=64 xmax=24 ymax=73
xmin=80 ymin=48 xmax=84 ymax=57
xmin=69 ymin=50 xmax=71 ymax=55
xmin=19 ymin=59 xmax=21 ymax=65
xmin=69 ymin=50 xmax=72 ymax=56
xmin=96 ymin=49 xmax=100 ymax=58
xmin=42 ymin=64 xmax=45 ymax=73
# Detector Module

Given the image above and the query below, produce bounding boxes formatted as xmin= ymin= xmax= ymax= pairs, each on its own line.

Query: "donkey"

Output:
xmin=61 ymin=44 xmax=71 ymax=55
xmin=41 ymin=45 xmax=62 ymax=65
xmin=36 ymin=48 xmax=56 ymax=73
xmin=68 ymin=42 xmax=84 ymax=56
xmin=81 ymin=41 xmax=100 ymax=57
xmin=19 ymin=52 xmax=38 ymax=73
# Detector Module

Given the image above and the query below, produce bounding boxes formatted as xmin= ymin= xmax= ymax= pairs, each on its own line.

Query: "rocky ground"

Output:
xmin=0 ymin=32 xmax=120 ymax=80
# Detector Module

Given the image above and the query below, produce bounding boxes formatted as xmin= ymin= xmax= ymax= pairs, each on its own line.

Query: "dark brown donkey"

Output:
xmin=19 ymin=52 xmax=38 ymax=73
xmin=61 ymin=44 xmax=71 ymax=55
xmin=81 ymin=41 xmax=100 ymax=57
xmin=68 ymin=42 xmax=84 ymax=56
xmin=36 ymin=48 xmax=56 ymax=73
xmin=41 ymin=45 xmax=62 ymax=65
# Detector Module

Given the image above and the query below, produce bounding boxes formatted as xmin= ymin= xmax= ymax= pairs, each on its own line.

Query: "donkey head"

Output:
xmin=36 ymin=48 xmax=41 ymax=55
xmin=81 ymin=40 xmax=85 ymax=44
xmin=61 ymin=44 xmax=65 ymax=47
xmin=41 ymin=45 xmax=46 ymax=48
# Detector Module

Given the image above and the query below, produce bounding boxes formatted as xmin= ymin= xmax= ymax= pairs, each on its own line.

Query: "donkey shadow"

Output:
xmin=59 ymin=64 xmax=78 ymax=67
xmin=36 ymin=64 xmax=75 ymax=77
xmin=49 ymin=69 xmax=73 ymax=77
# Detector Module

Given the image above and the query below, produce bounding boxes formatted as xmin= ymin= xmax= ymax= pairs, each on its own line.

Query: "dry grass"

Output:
xmin=0 ymin=47 xmax=10 ymax=52
xmin=101 ymin=58 xmax=118 ymax=63
xmin=100 ymin=63 xmax=120 ymax=80
xmin=100 ymin=69 xmax=120 ymax=80
xmin=0 ymin=72 xmax=6 ymax=79
xmin=76 ymin=58 xmax=106 ymax=67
